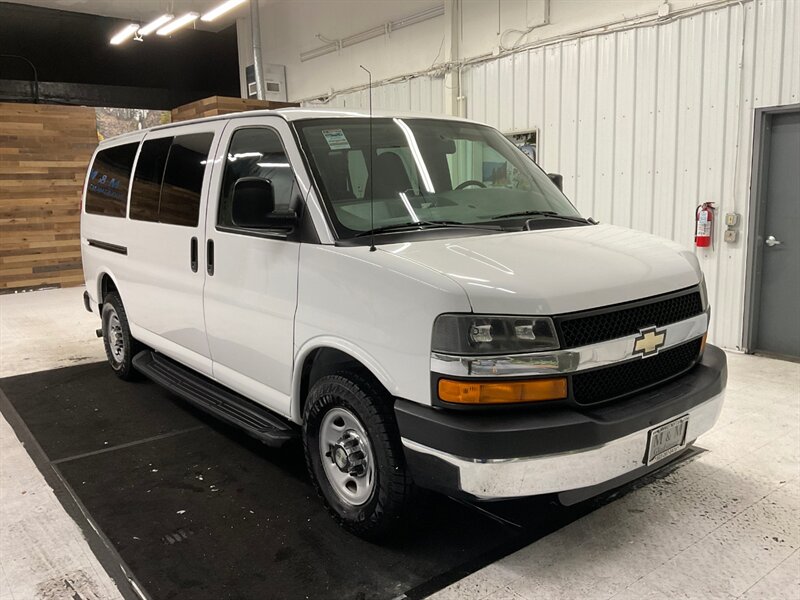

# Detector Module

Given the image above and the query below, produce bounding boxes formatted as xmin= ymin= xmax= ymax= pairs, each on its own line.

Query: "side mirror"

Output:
xmin=231 ymin=177 xmax=297 ymax=230
xmin=547 ymin=173 xmax=563 ymax=191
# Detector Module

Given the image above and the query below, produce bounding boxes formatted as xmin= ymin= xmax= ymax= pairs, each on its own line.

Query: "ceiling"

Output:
xmin=3 ymin=0 xmax=251 ymax=32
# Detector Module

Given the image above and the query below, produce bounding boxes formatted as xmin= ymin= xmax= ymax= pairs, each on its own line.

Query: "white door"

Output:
xmin=203 ymin=117 xmax=310 ymax=417
xmin=124 ymin=122 xmax=225 ymax=375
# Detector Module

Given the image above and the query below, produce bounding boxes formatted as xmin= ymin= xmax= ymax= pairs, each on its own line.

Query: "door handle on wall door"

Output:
xmin=765 ymin=235 xmax=782 ymax=247
xmin=207 ymin=239 xmax=214 ymax=276
xmin=190 ymin=237 xmax=198 ymax=272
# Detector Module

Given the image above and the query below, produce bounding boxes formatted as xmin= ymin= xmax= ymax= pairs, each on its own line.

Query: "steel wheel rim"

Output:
xmin=106 ymin=309 xmax=125 ymax=363
xmin=319 ymin=406 xmax=375 ymax=507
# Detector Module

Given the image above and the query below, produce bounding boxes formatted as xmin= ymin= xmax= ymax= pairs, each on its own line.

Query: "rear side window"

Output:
xmin=159 ymin=133 xmax=214 ymax=226
xmin=130 ymin=133 xmax=214 ymax=226
xmin=130 ymin=137 xmax=172 ymax=222
xmin=85 ymin=143 xmax=138 ymax=217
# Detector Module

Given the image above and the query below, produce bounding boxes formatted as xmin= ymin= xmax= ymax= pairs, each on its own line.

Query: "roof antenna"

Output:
xmin=360 ymin=64 xmax=376 ymax=252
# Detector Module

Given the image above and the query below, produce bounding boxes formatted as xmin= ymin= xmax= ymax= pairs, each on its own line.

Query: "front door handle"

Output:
xmin=765 ymin=235 xmax=782 ymax=247
xmin=207 ymin=239 xmax=215 ymax=276
xmin=190 ymin=237 xmax=198 ymax=272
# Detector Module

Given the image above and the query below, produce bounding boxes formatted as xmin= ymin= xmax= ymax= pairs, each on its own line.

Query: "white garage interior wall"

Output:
xmin=241 ymin=0 xmax=799 ymax=351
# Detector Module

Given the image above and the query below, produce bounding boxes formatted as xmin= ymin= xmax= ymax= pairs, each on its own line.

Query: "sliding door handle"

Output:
xmin=207 ymin=239 xmax=215 ymax=276
xmin=190 ymin=237 xmax=198 ymax=272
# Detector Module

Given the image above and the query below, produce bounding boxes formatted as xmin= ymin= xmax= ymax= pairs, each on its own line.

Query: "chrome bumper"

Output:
xmin=401 ymin=391 xmax=724 ymax=500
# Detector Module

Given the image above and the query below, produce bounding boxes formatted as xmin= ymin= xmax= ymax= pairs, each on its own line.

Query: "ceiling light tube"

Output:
xmin=138 ymin=14 xmax=174 ymax=36
xmin=201 ymin=0 xmax=248 ymax=22
xmin=156 ymin=12 xmax=199 ymax=36
xmin=110 ymin=23 xmax=139 ymax=45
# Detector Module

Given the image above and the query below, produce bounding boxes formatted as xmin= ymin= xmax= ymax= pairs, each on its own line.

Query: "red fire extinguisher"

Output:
xmin=695 ymin=202 xmax=715 ymax=248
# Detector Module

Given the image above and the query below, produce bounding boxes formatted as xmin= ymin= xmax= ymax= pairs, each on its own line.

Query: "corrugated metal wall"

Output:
xmin=327 ymin=76 xmax=445 ymax=114
xmin=315 ymin=0 xmax=800 ymax=350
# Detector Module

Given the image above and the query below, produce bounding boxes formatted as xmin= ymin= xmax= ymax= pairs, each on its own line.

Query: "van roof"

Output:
xmin=97 ymin=107 xmax=479 ymax=147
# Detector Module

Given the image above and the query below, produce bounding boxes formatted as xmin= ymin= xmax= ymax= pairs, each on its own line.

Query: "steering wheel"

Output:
xmin=455 ymin=180 xmax=487 ymax=190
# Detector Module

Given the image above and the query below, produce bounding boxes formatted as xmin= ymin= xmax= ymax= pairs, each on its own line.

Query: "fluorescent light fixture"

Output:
xmin=256 ymin=162 xmax=291 ymax=168
xmin=110 ymin=23 xmax=139 ymax=45
xmin=201 ymin=0 xmax=248 ymax=22
xmin=138 ymin=14 xmax=174 ymax=36
xmin=156 ymin=12 xmax=199 ymax=36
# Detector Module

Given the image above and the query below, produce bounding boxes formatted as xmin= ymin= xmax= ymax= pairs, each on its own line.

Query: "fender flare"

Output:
xmin=291 ymin=336 xmax=397 ymax=423
xmin=94 ymin=268 xmax=123 ymax=305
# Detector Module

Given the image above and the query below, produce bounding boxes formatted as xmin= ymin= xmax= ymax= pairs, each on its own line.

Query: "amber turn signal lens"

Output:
xmin=700 ymin=332 xmax=708 ymax=354
xmin=438 ymin=377 xmax=568 ymax=405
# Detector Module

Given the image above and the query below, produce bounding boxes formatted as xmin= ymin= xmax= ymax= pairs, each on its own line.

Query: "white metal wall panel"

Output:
xmin=308 ymin=0 xmax=797 ymax=350
xmin=612 ymin=30 xmax=636 ymax=229
xmin=528 ymin=48 xmax=546 ymax=160
xmin=631 ymin=26 xmax=658 ymax=234
xmin=675 ymin=15 xmax=705 ymax=251
xmin=559 ymin=41 xmax=580 ymax=201
xmin=512 ymin=51 xmax=529 ymax=132
xmin=457 ymin=0 xmax=796 ymax=349
xmin=593 ymin=33 xmax=617 ymax=225
xmin=498 ymin=55 xmax=515 ymax=134
xmin=485 ymin=59 xmax=501 ymax=131
xmin=781 ymin=0 xmax=800 ymax=103
xmin=320 ymin=76 xmax=445 ymax=114
xmin=651 ymin=20 xmax=681 ymax=243
xmin=575 ymin=37 xmax=598 ymax=217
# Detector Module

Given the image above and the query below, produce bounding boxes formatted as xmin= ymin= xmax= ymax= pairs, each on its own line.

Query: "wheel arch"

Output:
xmin=292 ymin=339 xmax=397 ymax=424
xmin=96 ymin=270 xmax=122 ymax=309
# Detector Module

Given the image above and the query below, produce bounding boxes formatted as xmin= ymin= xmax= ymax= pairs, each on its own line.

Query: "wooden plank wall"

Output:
xmin=171 ymin=95 xmax=298 ymax=122
xmin=0 ymin=102 xmax=97 ymax=292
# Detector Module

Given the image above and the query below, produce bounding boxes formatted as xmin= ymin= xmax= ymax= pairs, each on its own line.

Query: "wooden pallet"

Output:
xmin=171 ymin=96 xmax=298 ymax=122
xmin=0 ymin=102 xmax=97 ymax=293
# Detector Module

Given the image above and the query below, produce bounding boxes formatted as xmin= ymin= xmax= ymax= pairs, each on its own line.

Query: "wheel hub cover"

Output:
xmin=330 ymin=431 xmax=366 ymax=476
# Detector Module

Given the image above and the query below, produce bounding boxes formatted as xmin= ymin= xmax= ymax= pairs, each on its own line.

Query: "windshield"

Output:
xmin=294 ymin=118 xmax=583 ymax=239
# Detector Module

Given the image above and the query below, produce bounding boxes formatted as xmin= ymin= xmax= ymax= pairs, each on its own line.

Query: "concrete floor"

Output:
xmin=1 ymin=286 xmax=798 ymax=600
xmin=0 ymin=288 xmax=119 ymax=600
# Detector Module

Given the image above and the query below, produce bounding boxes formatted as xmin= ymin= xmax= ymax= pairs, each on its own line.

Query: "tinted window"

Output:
xmin=160 ymin=133 xmax=214 ymax=227
xmin=219 ymin=128 xmax=298 ymax=228
xmin=85 ymin=143 xmax=138 ymax=217
xmin=130 ymin=137 xmax=172 ymax=222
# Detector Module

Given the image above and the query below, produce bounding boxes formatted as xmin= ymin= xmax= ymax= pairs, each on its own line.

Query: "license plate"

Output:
xmin=646 ymin=415 xmax=690 ymax=465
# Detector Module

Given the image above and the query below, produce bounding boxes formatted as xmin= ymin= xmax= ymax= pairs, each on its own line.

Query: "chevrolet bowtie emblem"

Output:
xmin=633 ymin=326 xmax=667 ymax=357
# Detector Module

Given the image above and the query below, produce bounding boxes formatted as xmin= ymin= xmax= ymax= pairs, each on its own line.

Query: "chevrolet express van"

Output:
xmin=80 ymin=108 xmax=727 ymax=538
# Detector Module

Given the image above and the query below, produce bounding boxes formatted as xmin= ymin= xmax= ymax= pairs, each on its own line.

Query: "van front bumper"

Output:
xmin=396 ymin=344 xmax=726 ymax=501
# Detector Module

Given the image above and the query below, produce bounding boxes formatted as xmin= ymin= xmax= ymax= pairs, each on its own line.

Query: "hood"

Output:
xmin=381 ymin=224 xmax=702 ymax=315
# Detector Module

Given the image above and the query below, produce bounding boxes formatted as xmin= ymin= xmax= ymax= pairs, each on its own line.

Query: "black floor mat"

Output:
xmin=0 ymin=363 xmax=657 ymax=600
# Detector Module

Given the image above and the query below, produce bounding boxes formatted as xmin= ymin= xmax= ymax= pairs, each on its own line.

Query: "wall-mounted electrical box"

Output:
xmin=724 ymin=212 xmax=741 ymax=243
xmin=245 ymin=64 xmax=288 ymax=101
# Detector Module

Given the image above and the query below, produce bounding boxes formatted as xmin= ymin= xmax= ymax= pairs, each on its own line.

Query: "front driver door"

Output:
xmin=203 ymin=118 xmax=307 ymax=417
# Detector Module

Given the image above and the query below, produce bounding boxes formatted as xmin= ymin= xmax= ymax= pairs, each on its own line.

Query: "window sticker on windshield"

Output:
xmin=322 ymin=129 xmax=351 ymax=150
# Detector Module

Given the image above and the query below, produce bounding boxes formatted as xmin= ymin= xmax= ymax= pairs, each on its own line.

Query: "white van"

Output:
xmin=81 ymin=108 xmax=726 ymax=538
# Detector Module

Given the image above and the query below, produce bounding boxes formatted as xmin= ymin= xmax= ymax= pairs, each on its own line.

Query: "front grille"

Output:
xmin=558 ymin=289 xmax=703 ymax=348
xmin=571 ymin=338 xmax=703 ymax=405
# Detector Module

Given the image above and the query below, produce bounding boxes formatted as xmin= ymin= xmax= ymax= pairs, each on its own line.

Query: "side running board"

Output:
xmin=132 ymin=350 xmax=297 ymax=447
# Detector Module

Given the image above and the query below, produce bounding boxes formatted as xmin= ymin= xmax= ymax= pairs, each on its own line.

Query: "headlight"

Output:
xmin=432 ymin=314 xmax=559 ymax=355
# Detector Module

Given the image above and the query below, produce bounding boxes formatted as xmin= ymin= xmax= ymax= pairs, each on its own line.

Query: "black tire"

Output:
xmin=303 ymin=371 xmax=413 ymax=539
xmin=101 ymin=291 xmax=142 ymax=381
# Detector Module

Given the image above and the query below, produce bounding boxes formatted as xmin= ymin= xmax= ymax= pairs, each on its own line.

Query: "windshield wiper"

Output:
xmin=354 ymin=220 xmax=501 ymax=238
xmin=490 ymin=210 xmax=590 ymax=223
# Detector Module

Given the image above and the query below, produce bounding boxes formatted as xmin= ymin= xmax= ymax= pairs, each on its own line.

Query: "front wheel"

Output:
xmin=303 ymin=371 xmax=413 ymax=539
